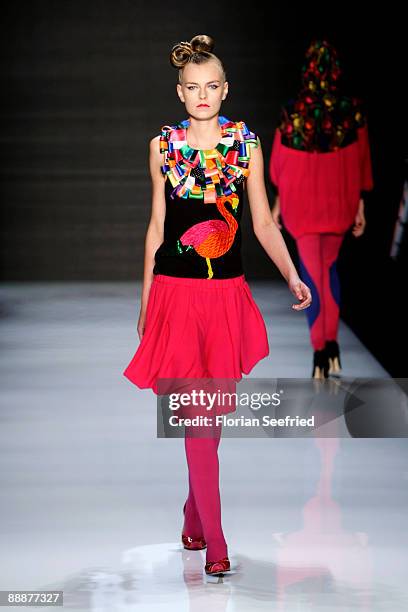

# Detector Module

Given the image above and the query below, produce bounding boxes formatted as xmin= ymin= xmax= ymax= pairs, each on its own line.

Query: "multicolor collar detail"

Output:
xmin=159 ymin=115 xmax=258 ymax=203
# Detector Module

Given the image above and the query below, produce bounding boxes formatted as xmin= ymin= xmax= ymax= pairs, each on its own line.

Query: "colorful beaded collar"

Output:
xmin=159 ymin=115 xmax=258 ymax=204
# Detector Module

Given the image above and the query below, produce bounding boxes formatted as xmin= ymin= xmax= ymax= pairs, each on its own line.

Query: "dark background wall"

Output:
xmin=1 ymin=2 xmax=407 ymax=374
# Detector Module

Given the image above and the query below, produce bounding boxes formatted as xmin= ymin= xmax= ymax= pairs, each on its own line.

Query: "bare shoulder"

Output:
xmin=150 ymin=133 xmax=161 ymax=146
xmin=149 ymin=134 xmax=161 ymax=155
xmin=149 ymin=134 xmax=163 ymax=175
xmin=250 ymin=136 xmax=263 ymax=161
xmin=247 ymin=135 xmax=264 ymax=185
xmin=254 ymin=135 xmax=262 ymax=148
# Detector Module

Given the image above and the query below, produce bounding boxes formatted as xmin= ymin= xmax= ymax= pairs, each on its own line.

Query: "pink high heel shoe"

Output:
xmin=205 ymin=557 xmax=231 ymax=575
xmin=182 ymin=501 xmax=207 ymax=550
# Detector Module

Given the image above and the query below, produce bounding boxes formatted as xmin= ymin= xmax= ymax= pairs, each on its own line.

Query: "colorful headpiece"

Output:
xmin=279 ymin=39 xmax=366 ymax=152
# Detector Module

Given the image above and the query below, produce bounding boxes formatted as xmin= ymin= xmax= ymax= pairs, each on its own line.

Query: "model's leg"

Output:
xmin=183 ymin=473 xmax=203 ymax=539
xmin=184 ymin=421 xmax=227 ymax=562
xmin=320 ymin=233 xmax=344 ymax=342
xmin=182 ymin=417 xmax=223 ymax=539
xmin=296 ymin=234 xmax=325 ymax=350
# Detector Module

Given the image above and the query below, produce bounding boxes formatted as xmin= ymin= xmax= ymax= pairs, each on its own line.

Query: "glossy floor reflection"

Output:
xmin=0 ymin=282 xmax=407 ymax=611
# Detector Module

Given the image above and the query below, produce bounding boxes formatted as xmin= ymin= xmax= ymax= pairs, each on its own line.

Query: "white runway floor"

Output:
xmin=1 ymin=281 xmax=407 ymax=611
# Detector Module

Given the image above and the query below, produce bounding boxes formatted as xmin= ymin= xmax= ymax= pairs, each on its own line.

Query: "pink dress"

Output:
xmin=123 ymin=116 xmax=270 ymax=413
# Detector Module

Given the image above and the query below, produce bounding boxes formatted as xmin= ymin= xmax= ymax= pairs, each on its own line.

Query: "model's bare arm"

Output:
xmin=138 ymin=135 xmax=166 ymax=338
xmin=272 ymin=193 xmax=282 ymax=229
xmin=246 ymin=137 xmax=312 ymax=311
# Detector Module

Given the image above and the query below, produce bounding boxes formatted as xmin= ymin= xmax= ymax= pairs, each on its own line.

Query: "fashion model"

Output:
xmin=270 ymin=39 xmax=374 ymax=378
xmin=123 ymin=34 xmax=312 ymax=576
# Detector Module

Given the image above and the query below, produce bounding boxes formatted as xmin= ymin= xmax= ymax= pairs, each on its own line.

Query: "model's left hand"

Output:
xmin=288 ymin=274 xmax=312 ymax=311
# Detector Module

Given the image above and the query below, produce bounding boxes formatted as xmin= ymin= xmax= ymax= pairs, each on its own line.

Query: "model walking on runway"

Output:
xmin=123 ymin=34 xmax=311 ymax=576
xmin=270 ymin=39 xmax=374 ymax=378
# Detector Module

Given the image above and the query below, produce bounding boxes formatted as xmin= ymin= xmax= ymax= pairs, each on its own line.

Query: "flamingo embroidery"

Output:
xmin=179 ymin=195 xmax=240 ymax=279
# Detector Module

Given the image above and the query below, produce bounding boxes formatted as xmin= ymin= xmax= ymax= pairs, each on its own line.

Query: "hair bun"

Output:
xmin=169 ymin=34 xmax=215 ymax=68
xmin=190 ymin=34 xmax=214 ymax=54
xmin=170 ymin=41 xmax=193 ymax=68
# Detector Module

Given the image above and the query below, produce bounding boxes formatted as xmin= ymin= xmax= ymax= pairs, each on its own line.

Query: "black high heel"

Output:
xmin=312 ymin=347 xmax=329 ymax=379
xmin=325 ymin=340 xmax=342 ymax=375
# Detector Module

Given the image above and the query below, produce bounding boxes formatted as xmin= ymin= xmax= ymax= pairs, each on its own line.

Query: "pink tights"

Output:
xmin=296 ymin=232 xmax=345 ymax=350
xmin=183 ymin=421 xmax=228 ymax=562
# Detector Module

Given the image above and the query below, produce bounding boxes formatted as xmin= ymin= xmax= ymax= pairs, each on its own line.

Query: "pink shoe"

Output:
xmin=182 ymin=501 xmax=207 ymax=550
xmin=205 ymin=557 xmax=231 ymax=575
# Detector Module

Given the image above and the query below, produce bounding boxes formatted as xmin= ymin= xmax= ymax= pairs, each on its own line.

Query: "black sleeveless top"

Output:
xmin=153 ymin=115 xmax=259 ymax=279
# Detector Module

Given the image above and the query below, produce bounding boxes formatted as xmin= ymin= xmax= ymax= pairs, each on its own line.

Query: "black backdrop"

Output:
xmin=1 ymin=2 xmax=407 ymax=374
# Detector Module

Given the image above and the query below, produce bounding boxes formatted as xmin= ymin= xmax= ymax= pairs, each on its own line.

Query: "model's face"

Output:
xmin=177 ymin=60 xmax=228 ymax=119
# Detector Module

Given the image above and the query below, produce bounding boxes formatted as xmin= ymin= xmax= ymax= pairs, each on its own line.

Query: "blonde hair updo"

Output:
xmin=169 ymin=34 xmax=226 ymax=83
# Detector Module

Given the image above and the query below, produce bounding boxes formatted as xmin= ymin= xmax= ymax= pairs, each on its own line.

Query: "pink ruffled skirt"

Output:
xmin=123 ymin=273 xmax=269 ymax=414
